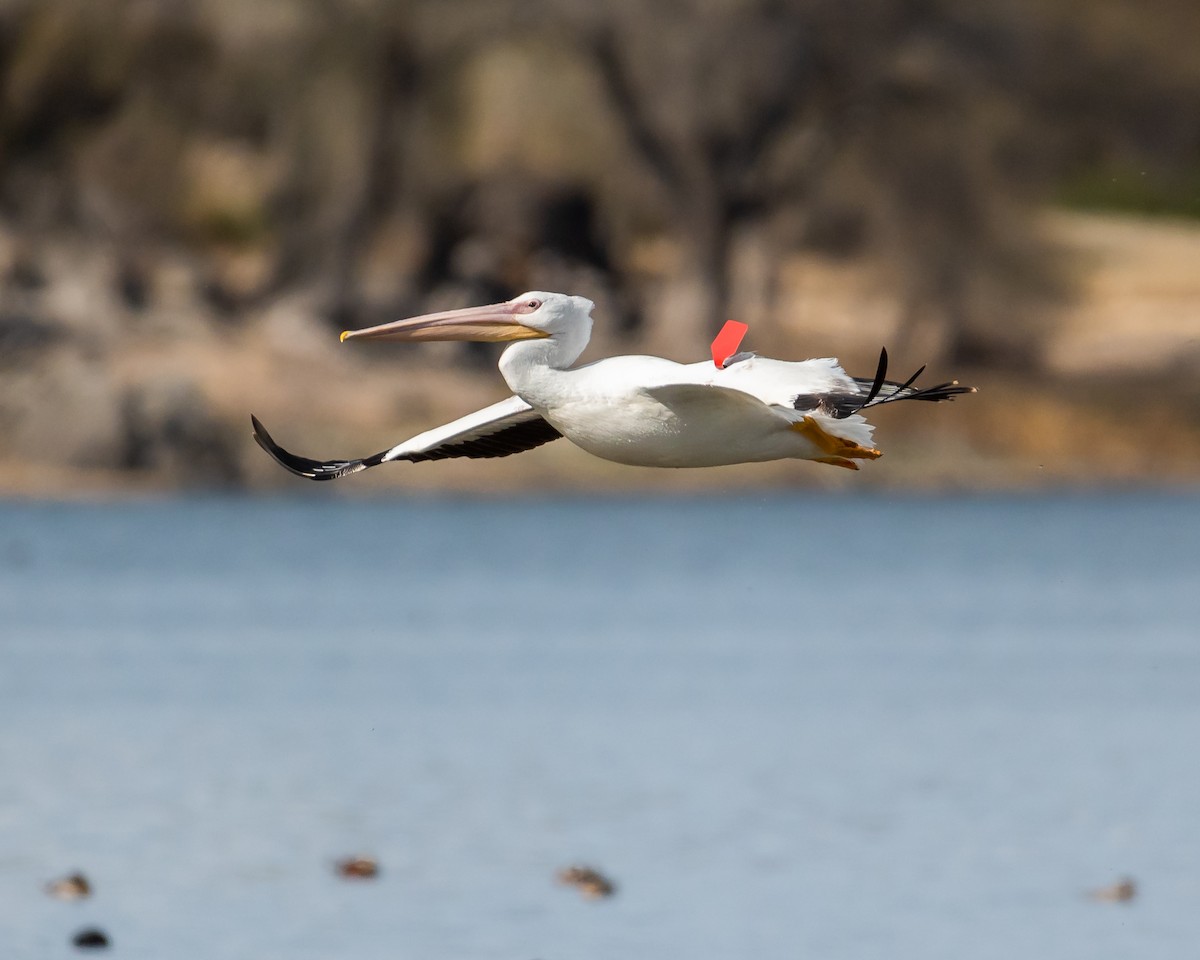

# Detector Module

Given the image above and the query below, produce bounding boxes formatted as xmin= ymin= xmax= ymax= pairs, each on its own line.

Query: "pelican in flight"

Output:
xmin=253 ymin=292 xmax=973 ymax=479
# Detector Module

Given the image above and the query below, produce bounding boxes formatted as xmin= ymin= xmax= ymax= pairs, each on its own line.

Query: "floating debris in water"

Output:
xmin=46 ymin=872 xmax=92 ymax=900
xmin=335 ymin=855 xmax=380 ymax=879
xmin=557 ymin=865 xmax=616 ymax=899
xmin=1089 ymin=877 xmax=1137 ymax=903
xmin=72 ymin=928 xmax=110 ymax=950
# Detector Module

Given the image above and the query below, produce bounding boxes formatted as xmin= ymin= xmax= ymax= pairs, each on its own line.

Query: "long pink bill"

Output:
xmin=340 ymin=302 xmax=548 ymax=344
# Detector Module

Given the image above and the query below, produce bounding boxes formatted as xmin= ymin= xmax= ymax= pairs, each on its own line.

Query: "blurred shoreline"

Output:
xmin=1 ymin=209 xmax=1197 ymax=499
xmin=3 ymin=0 xmax=1198 ymax=498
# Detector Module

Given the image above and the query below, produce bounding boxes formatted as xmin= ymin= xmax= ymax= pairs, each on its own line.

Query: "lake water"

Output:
xmin=1 ymin=494 xmax=1198 ymax=960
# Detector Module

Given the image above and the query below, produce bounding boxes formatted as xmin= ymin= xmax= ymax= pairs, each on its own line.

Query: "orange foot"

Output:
xmin=815 ymin=456 xmax=859 ymax=470
xmin=792 ymin=416 xmax=883 ymax=461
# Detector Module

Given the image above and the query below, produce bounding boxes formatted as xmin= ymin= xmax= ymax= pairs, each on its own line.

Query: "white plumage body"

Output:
xmin=519 ymin=354 xmax=875 ymax=467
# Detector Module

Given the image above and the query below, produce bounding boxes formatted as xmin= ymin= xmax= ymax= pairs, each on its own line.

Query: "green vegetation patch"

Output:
xmin=1058 ymin=165 xmax=1200 ymax=220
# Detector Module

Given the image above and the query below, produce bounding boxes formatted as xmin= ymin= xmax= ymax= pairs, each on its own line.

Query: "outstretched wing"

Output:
xmin=252 ymin=395 xmax=562 ymax=481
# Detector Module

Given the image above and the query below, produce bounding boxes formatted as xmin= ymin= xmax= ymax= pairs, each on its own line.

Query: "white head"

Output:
xmin=339 ymin=291 xmax=595 ymax=369
xmin=503 ymin=292 xmax=595 ymax=340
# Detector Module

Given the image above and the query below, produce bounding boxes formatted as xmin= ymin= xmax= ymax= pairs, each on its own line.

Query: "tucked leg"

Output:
xmin=815 ymin=456 xmax=859 ymax=470
xmin=792 ymin=416 xmax=882 ymax=460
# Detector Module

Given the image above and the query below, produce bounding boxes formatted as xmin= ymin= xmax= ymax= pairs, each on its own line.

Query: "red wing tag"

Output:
xmin=711 ymin=320 xmax=749 ymax=369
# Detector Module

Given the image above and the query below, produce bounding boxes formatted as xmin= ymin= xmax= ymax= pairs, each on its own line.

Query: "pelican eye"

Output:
xmin=515 ymin=298 xmax=542 ymax=314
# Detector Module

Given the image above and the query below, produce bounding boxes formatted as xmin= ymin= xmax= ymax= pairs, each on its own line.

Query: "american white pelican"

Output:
xmin=253 ymin=291 xmax=973 ymax=479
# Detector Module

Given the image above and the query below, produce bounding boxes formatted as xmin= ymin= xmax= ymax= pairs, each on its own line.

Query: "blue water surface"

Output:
xmin=0 ymin=493 xmax=1197 ymax=960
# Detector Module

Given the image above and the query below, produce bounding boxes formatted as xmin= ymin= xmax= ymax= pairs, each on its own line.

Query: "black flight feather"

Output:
xmin=861 ymin=347 xmax=889 ymax=407
xmin=251 ymin=414 xmax=562 ymax=482
xmin=792 ymin=349 xmax=975 ymax=418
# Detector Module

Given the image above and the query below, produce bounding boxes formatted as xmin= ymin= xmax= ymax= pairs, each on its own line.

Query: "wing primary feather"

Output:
xmin=858 ymin=361 xmax=926 ymax=408
xmin=901 ymin=381 xmax=976 ymax=402
xmin=251 ymin=416 xmax=387 ymax=481
xmin=890 ymin=364 xmax=927 ymax=396
xmin=862 ymin=347 xmax=889 ymax=406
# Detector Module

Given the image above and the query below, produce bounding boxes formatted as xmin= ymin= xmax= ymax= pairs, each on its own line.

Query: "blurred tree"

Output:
xmin=809 ymin=0 xmax=1059 ymax=367
xmin=265 ymin=1 xmax=422 ymax=327
xmin=571 ymin=0 xmax=822 ymax=338
xmin=2 ymin=0 xmax=1198 ymax=366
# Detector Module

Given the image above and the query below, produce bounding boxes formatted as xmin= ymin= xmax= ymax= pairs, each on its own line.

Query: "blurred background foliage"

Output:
xmin=0 ymin=0 xmax=1197 ymax=492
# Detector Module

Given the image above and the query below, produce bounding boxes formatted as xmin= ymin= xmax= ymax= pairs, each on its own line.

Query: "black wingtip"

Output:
xmin=894 ymin=363 xmax=927 ymax=396
xmin=250 ymin=415 xmax=288 ymax=468
xmin=853 ymin=353 xmax=976 ymax=409
xmin=250 ymin=414 xmax=372 ymax=481
xmin=862 ymin=347 xmax=889 ymax=406
xmin=911 ymin=382 xmax=977 ymax=402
